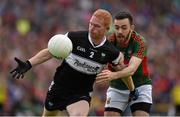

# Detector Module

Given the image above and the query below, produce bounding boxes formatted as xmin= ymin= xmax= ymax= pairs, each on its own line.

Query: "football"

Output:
xmin=48 ymin=34 xmax=73 ymax=59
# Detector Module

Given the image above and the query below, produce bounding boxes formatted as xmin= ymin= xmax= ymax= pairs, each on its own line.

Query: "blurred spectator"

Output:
xmin=171 ymin=79 xmax=180 ymax=116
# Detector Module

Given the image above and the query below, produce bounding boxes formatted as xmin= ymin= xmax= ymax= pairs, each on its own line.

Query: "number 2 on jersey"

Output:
xmin=89 ymin=52 xmax=94 ymax=58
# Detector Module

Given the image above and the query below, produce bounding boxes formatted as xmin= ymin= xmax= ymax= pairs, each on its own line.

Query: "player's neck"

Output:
xmin=92 ymin=38 xmax=104 ymax=45
xmin=89 ymin=34 xmax=106 ymax=46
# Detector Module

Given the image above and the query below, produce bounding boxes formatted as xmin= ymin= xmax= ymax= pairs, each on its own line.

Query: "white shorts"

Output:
xmin=105 ymin=85 xmax=152 ymax=112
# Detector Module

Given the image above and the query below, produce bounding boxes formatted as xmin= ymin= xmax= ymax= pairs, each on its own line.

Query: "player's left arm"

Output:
xmin=114 ymin=56 xmax=142 ymax=78
xmin=96 ymin=56 xmax=142 ymax=83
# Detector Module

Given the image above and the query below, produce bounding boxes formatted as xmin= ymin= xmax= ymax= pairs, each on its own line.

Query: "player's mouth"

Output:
xmin=117 ymin=34 xmax=125 ymax=41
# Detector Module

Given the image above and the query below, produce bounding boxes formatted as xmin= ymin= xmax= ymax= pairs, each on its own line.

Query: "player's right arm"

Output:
xmin=10 ymin=48 xmax=53 ymax=79
xmin=110 ymin=65 xmax=139 ymax=102
xmin=111 ymin=54 xmax=135 ymax=92
xmin=29 ymin=48 xmax=53 ymax=66
xmin=121 ymin=76 xmax=134 ymax=91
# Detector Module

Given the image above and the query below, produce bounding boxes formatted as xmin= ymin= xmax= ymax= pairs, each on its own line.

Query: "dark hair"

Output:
xmin=114 ymin=11 xmax=133 ymax=25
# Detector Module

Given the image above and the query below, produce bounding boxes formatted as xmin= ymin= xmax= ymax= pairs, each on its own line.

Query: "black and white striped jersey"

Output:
xmin=53 ymin=31 xmax=121 ymax=93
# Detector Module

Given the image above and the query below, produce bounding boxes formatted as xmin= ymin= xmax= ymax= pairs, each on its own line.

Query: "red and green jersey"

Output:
xmin=108 ymin=31 xmax=151 ymax=90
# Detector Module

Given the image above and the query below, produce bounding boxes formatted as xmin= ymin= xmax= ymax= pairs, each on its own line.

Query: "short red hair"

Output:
xmin=92 ymin=9 xmax=112 ymax=30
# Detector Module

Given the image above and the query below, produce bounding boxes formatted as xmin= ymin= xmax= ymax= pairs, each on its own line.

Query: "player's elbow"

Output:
xmin=128 ymin=67 xmax=137 ymax=76
xmin=129 ymin=71 xmax=135 ymax=76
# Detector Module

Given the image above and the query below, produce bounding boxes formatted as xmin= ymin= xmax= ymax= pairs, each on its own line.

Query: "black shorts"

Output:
xmin=130 ymin=102 xmax=152 ymax=114
xmin=105 ymin=102 xmax=152 ymax=114
xmin=44 ymin=83 xmax=91 ymax=111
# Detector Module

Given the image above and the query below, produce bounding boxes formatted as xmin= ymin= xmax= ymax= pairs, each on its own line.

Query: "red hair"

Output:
xmin=93 ymin=9 xmax=112 ymax=29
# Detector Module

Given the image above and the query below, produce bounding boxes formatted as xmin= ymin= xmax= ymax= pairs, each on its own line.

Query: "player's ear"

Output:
xmin=131 ymin=25 xmax=135 ymax=31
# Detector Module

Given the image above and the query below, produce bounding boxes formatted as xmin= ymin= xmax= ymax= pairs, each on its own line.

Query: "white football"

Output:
xmin=48 ymin=34 xmax=73 ymax=59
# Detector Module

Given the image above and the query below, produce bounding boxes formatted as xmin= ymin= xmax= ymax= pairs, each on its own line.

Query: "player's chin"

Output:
xmin=90 ymin=34 xmax=99 ymax=40
xmin=90 ymin=31 xmax=96 ymax=36
xmin=116 ymin=35 xmax=122 ymax=39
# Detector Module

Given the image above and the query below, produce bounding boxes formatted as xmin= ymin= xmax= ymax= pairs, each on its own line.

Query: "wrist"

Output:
xmin=130 ymin=89 xmax=136 ymax=94
xmin=112 ymin=72 xmax=119 ymax=80
xmin=26 ymin=60 xmax=32 ymax=69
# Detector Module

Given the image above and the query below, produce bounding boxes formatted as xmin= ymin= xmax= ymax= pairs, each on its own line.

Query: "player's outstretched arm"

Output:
xmin=10 ymin=48 xmax=53 ymax=79
xmin=29 ymin=48 xmax=53 ymax=66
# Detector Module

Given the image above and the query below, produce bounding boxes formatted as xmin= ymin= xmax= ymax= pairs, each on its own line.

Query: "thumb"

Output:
xmin=14 ymin=57 xmax=23 ymax=64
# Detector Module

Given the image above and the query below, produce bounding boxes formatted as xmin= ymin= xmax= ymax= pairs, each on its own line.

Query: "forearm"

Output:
xmin=121 ymin=76 xmax=135 ymax=91
xmin=113 ymin=65 xmax=135 ymax=79
xmin=113 ymin=56 xmax=142 ymax=80
xmin=29 ymin=48 xmax=53 ymax=66
xmin=115 ymin=65 xmax=135 ymax=91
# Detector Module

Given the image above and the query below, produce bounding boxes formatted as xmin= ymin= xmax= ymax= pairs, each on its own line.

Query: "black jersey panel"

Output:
xmin=53 ymin=61 xmax=96 ymax=92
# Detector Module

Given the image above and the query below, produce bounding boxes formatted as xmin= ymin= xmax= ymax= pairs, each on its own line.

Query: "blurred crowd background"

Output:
xmin=0 ymin=0 xmax=179 ymax=116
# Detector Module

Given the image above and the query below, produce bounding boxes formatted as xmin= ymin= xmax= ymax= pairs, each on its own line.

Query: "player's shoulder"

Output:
xmin=104 ymin=38 xmax=119 ymax=53
xmin=131 ymin=31 xmax=146 ymax=43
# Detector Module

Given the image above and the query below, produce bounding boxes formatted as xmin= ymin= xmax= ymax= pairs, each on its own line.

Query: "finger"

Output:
xmin=96 ymin=80 xmax=105 ymax=84
xmin=10 ymin=69 xmax=16 ymax=74
xmin=97 ymin=70 xmax=110 ymax=77
xmin=95 ymin=81 xmax=107 ymax=85
xmin=16 ymin=73 xmax=21 ymax=79
xmin=100 ymin=69 xmax=110 ymax=74
xmin=12 ymin=71 xmax=18 ymax=78
xmin=96 ymin=72 xmax=108 ymax=77
xmin=95 ymin=79 xmax=107 ymax=84
xmin=13 ymin=71 xmax=21 ymax=79
xmin=96 ymin=73 xmax=104 ymax=77
xmin=95 ymin=78 xmax=108 ymax=83
xmin=95 ymin=80 xmax=104 ymax=85
xmin=96 ymin=75 xmax=108 ymax=80
xmin=21 ymin=74 xmax=24 ymax=79
xmin=14 ymin=57 xmax=22 ymax=64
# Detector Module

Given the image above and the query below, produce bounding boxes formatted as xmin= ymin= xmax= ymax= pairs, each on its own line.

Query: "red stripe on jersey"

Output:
xmin=142 ymin=56 xmax=150 ymax=77
xmin=132 ymin=33 xmax=145 ymax=59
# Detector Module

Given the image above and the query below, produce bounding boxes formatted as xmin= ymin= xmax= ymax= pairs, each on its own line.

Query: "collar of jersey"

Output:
xmin=88 ymin=33 xmax=107 ymax=48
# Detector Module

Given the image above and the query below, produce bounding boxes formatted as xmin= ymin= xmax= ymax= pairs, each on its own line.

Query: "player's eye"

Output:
xmin=121 ymin=26 xmax=128 ymax=30
xmin=115 ymin=26 xmax=119 ymax=30
xmin=89 ymin=22 xmax=101 ymax=28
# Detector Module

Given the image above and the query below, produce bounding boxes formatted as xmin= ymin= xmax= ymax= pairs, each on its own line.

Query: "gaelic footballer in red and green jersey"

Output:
xmin=108 ymin=31 xmax=151 ymax=90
